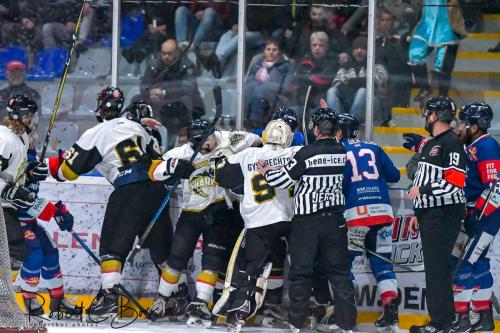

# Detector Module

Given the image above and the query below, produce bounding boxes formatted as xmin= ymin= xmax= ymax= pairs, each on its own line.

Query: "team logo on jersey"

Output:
xmin=189 ymin=169 xmax=214 ymax=198
xmin=468 ymin=146 xmax=478 ymax=161
xmin=429 ymin=145 xmax=441 ymax=157
xmin=230 ymin=133 xmax=245 ymax=146
xmin=24 ymin=230 xmax=36 ymax=240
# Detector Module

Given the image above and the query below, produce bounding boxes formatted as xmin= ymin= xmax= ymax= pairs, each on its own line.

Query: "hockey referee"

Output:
xmin=258 ymin=108 xmax=356 ymax=333
xmin=407 ymin=96 xmax=467 ymax=333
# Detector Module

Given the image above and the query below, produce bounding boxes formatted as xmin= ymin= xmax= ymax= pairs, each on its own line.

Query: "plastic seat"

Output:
xmin=70 ymin=48 xmax=111 ymax=78
xmin=0 ymin=47 xmax=28 ymax=79
xmin=121 ymin=12 xmax=145 ymax=48
xmin=75 ymin=85 xmax=106 ymax=116
xmin=28 ymin=48 xmax=68 ymax=80
xmin=40 ymin=83 xmax=74 ymax=115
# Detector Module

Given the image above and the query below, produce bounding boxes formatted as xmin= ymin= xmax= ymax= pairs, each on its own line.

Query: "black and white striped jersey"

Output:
xmin=412 ymin=129 xmax=466 ymax=209
xmin=264 ymin=138 xmax=346 ymax=215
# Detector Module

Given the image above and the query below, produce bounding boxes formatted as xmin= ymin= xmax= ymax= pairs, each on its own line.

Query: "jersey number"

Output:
xmin=115 ymin=138 xmax=144 ymax=165
xmin=251 ymin=174 xmax=293 ymax=204
xmin=449 ymin=152 xmax=460 ymax=166
xmin=347 ymin=149 xmax=379 ymax=182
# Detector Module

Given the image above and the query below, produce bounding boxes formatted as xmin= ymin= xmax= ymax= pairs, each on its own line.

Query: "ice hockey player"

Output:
xmin=252 ymin=106 xmax=305 ymax=146
xmin=407 ymin=96 xmax=466 ymax=333
xmin=214 ymin=119 xmax=301 ymax=331
xmin=450 ymin=103 xmax=498 ymax=333
xmin=335 ymin=113 xmax=401 ymax=333
xmin=47 ymin=86 xmax=180 ymax=318
xmin=0 ymin=95 xmax=80 ymax=316
xmin=147 ymin=120 xmax=261 ymax=327
xmin=258 ymin=108 xmax=357 ymax=333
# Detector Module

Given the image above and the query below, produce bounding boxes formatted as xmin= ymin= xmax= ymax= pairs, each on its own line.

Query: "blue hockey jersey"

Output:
xmin=465 ymin=134 xmax=500 ymax=217
xmin=342 ymin=138 xmax=401 ymax=227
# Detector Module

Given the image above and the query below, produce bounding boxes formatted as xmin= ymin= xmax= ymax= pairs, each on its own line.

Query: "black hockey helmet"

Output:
xmin=187 ymin=119 xmax=214 ymax=144
xmin=271 ymin=106 xmax=298 ymax=131
xmin=95 ymin=86 xmax=124 ymax=121
xmin=6 ymin=95 xmax=38 ymax=120
xmin=422 ymin=96 xmax=456 ymax=123
xmin=123 ymin=99 xmax=153 ymax=123
xmin=311 ymin=108 xmax=338 ymax=135
xmin=337 ymin=113 xmax=359 ymax=139
xmin=459 ymin=102 xmax=494 ymax=131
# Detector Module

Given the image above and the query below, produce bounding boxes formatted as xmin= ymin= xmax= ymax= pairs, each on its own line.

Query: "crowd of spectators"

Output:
xmin=0 ymin=1 xmax=494 ymax=147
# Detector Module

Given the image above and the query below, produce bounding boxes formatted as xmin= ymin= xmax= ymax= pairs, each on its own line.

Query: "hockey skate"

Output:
xmin=309 ymin=297 xmax=334 ymax=331
xmin=86 ymin=286 xmax=121 ymax=320
xmin=49 ymin=296 xmax=83 ymax=318
xmin=470 ymin=308 xmax=495 ymax=332
xmin=186 ymin=298 xmax=213 ymax=328
xmin=23 ymin=295 xmax=45 ymax=318
xmin=375 ymin=300 xmax=399 ymax=333
xmin=148 ymin=283 xmax=190 ymax=322
xmin=409 ymin=322 xmax=453 ymax=333
xmin=450 ymin=312 xmax=471 ymax=333
xmin=255 ymin=303 xmax=289 ymax=329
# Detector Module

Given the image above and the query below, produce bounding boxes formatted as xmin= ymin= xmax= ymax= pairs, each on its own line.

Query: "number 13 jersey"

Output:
xmin=224 ymin=145 xmax=301 ymax=229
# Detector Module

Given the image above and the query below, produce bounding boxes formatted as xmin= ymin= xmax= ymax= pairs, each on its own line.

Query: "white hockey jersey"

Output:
xmin=154 ymin=130 xmax=261 ymax=212
xmin=225 ymin=144 xmax=301 ymax=229
xmin=0 ymin=125 xmax=29 ymax=193
xmin=55 ymin=118 xmax=158 ymax=185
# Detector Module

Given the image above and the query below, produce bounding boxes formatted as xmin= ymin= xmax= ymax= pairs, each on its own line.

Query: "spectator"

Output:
xmin=41 ymin=1 xmax=94 ymax=53
xmin=294 ymin=32 xmax=340 ymax=114
xmin=0 ymin=60 xmax=41 ymax=119
xmin=174 ymin=1 xmax=231 ymax=51
xmin=1 ymin=2 xmax=43 ymax=55
xmin=141 ymin=39 xmax=204 ymax=148
xmin=327 ymin=36 xmax=387 ymax=124
xmin=375 ymin=7 xmax=411 ymax=119
xmin=244 ymin=38 xmax=293 ymax=129
xmin=122 ymin=3 xmax=177 ymax=64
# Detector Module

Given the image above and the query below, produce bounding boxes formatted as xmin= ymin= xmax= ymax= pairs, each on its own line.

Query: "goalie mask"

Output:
xmin=123 ymin=99 xmax=153 ymax=123
xmin=95 ymin=86 xmax=124 ymax=122
xmin=6 ymin=95 xmax=39 ymax=131
xmin=262 ymin=119 xmax=293 ymax=148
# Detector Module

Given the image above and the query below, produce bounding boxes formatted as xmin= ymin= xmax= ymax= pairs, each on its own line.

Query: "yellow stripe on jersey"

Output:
xmin=148 ymin=159 xmax=163 ymax=181
xmin=60 ymin=161 xmax=79 ymax=181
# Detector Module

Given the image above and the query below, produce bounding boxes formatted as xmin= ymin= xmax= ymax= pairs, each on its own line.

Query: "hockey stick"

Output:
xmin=349 ymin=240 xmax=425 ymax=272
xmin=451 ymin=176 xmax=499 ymax=280
xmin=213 ymin=227 xmax=247 ymax=316
xmin=302 ymin=85 xmax=312 ymax=145
xmin=126 ymin=86 xmax=223 ymax=264
xmin=39 ymin=0 xmax=87 ymax=162
xmin=68 ymin=230 xmax=152 ymax=319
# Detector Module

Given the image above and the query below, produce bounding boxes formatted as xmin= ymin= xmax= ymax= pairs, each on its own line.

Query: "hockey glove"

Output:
xmin=53 ymin=201 xmax=74 ymax=232
xmin=403 ymin=133 xmax=428 ymax=153
xmin=1 ymin=182 xmax=35 ymax=209
xmin=464 ymin=207 xmax=479 ymax=237
xmin=166 ymin=158 xmax=195 ymax=179
xmin=26 ymin=161 xmax=49 ymax=182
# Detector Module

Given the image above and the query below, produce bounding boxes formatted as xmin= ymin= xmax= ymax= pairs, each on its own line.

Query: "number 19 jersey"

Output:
xmin=227 ymin=145 xmax=301 ymax=229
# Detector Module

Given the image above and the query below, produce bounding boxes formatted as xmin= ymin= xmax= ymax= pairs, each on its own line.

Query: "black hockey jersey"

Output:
xmin=412 ymin=129 xmax=466 ymax=209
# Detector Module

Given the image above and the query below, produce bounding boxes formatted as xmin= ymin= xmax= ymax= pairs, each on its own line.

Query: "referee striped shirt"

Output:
xmin=413 ymin=129 xmax=466 ymax=209
xmin=264 ymin=138 xmax=346 ymax=215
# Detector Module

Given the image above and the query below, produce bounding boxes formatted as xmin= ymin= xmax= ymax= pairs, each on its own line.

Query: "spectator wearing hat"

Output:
xmin=0 ymin=60 xmax=41 ymax=119
xmin=326 ymin=36 xmax=388 ymax=124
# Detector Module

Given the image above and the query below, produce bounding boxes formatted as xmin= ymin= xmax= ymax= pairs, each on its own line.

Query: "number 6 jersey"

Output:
xmin=216 ymin=145 xmax=301 ymax=229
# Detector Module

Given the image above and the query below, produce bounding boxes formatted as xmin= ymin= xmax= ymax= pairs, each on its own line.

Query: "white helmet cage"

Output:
xmin=263 ymin=119 xmax=293 ymax=148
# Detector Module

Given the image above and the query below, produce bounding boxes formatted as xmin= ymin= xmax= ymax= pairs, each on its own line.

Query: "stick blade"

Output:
xmin=212 ymin=85 xmax=223 ymax=124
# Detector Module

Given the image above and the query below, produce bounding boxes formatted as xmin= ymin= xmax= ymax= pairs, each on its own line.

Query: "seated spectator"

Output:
xmin=294 ymin=31 xmax=340 ymax=114
xmin=0 ymin=61 xmax=41 ymax=119
xmin=175 ymin=1 xmax=231 ymax=51
xmin=1 ymin=2 xmax=43 ymax=55
xmin=375 ymin=7 xmax=411 ymax=119
xmin=141 ymin=39 xmax=204 ymax=148
xmin=244 ymin=38 xmax=293 ymax=129
xmin=41 ymin=1 xmax=94 ymax=53
xmin=327 ymin=36 xmax=387 ymax=124
xmin=122 ymin=3 xmax=177 ymax=64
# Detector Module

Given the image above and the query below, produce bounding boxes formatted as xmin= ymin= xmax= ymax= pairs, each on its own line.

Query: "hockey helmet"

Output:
xmin=6 ymin=95 xmax=38 ymax=130
xmin=263 ymin=119 xmax=294 ymax=148
xmin=95 ymin=86 xmax=124 ymax=122
xmin=311 ymin=107 xmax=338 ymax=135
xmin=459 ymin=102 xmax=493 ymax=131
xmin=124 ymin=99 xmax=154 ymax=123
xmin=337 ymin=113 xmax=359 ymax=139
xmin=422 ymin=96 xmax=456 ymax=123
xmin=271 ymin=106 xmax=298 ymax=131
xmin=187 ymin=119 xmax=214 ymax=144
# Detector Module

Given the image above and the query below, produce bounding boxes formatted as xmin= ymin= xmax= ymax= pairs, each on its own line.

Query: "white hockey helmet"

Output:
xmin=262 ymin=119 xmax=293 ymax=148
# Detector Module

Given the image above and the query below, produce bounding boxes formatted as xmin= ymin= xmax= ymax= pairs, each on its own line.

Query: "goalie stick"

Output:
xmin=212 ymin=228 xmax=247 ymax=316
xmin=39 ymin=1 xmax=87 ymax=162
xmin=127 ymin=86 xmax=223 ymax=264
